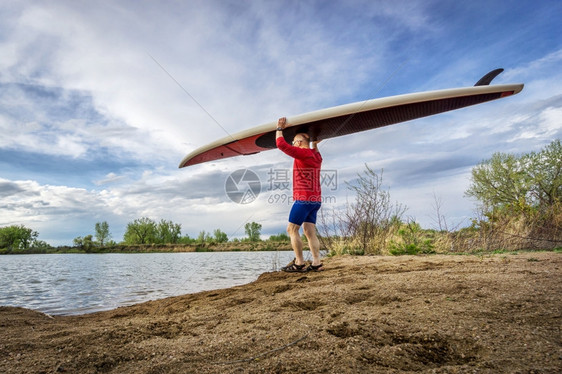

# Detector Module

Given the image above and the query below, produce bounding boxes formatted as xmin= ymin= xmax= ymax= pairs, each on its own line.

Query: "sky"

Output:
xmin=0 ymin=0 xmax=561 ymax=246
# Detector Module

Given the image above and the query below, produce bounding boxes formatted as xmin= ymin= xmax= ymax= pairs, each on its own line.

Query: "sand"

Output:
xmin=1 ymin=252 xmax=561 ymax=373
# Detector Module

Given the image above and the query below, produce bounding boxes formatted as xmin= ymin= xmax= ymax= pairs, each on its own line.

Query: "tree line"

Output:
xmin=71 ymin=219 xmax=268 ymax=251
xmin=0 ymin=218 xmax=269 ymax=253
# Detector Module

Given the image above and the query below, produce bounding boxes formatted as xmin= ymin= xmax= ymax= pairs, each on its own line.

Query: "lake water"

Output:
xmin=0 ymin=251 xmax=295 ymax=315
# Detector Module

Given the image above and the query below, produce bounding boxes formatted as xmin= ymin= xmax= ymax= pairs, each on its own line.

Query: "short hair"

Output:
xmin=296 ymin=133 xmax=310 ymax=141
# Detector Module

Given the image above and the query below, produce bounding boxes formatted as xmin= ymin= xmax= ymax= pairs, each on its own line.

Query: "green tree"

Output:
xmin=244 ymin=222 xmax=262 ymax=242
xmin=465 ymin=152 xmax=530 ymax=211
xmin=95 ymin=221 xmax=111 ymax=247
xmin=197 ymin=230 xmax=210 ymax=243
xmin=83 ymin=235 xmax=94 ymax=252
xmin=123 ymin=217 xmax=157 ymax=244
xmin=31 ymin=240 xmax=51 ymax=251
xmin=465 ymin=139 xmax=562 ymax=212
xmin=213 ymin=229 xmax=228 ymax=243
xmin=269 ymin=232 xmax=290 ymax=242
xmin=526 ymin=139 xmax=562 ymax=208
xmin=178 ymin=234 xmax=195 ymax=244
xmin=156 ymin=219 xmax=182 ymax=244
xmin=73 ymin=235 xmax=94 ymax=252
xmin=0 ymin=225 xmax=38 ymax=251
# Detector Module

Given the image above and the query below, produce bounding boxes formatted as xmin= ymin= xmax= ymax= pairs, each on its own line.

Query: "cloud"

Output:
xmin=0 ymin=180 xmax=28 ymax=198
xmin=1 ymin=1 xmax=439 ymax=157
xmin=93 ymin=173 xmax=126 ymax=186
xmin=503 ymin=49 xmax=562 ymax=82
xmin=0 ymin=179 xmax=96 ymax=223
xmin=0 ymin=82 xmax=146 ymax=162
xmin=506 ymin=95 xmax=562 ymax=143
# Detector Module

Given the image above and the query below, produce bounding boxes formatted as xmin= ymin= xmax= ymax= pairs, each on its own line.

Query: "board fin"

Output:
xmin=475 ymin=68 xmax=504 ymax=86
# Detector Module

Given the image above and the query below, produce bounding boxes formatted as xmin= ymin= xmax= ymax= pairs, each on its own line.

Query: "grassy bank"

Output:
xmin=0 ymin=241 xmax=293 ymax=255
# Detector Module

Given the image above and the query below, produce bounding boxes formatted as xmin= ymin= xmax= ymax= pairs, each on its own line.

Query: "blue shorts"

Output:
xmin=288 ymin=200 xmax=322 ymax=226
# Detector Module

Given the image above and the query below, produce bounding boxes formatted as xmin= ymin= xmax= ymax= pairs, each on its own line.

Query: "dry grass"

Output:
xmin=320 ymin=203 xmax=562 ymax=256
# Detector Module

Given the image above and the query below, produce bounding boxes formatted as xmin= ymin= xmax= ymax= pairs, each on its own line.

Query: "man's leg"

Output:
xmin=302 ymin=222 xmax=321 ymax=266
xmin=287 ymin=222 xmax=305 ymax=265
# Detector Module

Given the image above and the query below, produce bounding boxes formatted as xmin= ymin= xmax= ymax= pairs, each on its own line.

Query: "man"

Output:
xmin=275 ymin=117 xmax=324 ymax=272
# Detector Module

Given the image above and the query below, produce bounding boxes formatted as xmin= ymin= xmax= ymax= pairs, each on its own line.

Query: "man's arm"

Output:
xmin=275 ymin=117 xmax=313 ymax=159
xmin=276 ymin=117 xmax=286 ymax=140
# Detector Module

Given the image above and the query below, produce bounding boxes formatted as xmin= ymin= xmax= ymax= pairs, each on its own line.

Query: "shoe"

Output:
xmin=281 ymin=258 xmax=307 ymax=273
xmin=306 ymin=263 xmax=324 ymax=272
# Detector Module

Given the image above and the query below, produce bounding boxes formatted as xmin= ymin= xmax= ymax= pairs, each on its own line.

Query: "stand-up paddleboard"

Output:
xmin=179 ymin=69 xmax=523 ymax=168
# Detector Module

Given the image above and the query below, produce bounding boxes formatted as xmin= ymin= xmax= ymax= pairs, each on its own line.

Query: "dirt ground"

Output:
xmin=1 ymin=252 xmax=561 ymax=373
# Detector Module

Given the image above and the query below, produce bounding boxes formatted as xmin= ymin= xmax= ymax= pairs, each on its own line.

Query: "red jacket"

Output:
xmin=276 ymin=137 xmax=323 ymax=202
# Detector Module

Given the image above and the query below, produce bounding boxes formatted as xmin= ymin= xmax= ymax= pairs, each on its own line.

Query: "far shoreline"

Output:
xmin=0 ymin=241 xmax=294 ymax=255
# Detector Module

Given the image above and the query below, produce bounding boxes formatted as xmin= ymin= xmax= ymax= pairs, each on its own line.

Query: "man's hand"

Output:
xmin=277 ymin=117 xmax=287 ymax=130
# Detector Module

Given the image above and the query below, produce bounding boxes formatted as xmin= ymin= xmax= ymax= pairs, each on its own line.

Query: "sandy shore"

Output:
xmin=1 ymin=252 xmax=561 ymax=373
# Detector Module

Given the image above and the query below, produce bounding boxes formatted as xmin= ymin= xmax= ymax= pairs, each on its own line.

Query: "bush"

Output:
xmin=388 ymin=222 xmax=435 ymax=255
xmin=269 ymin=233 xmax=290 ymax=242
xmin=319 ymin=165 xmax=406 ymax=255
